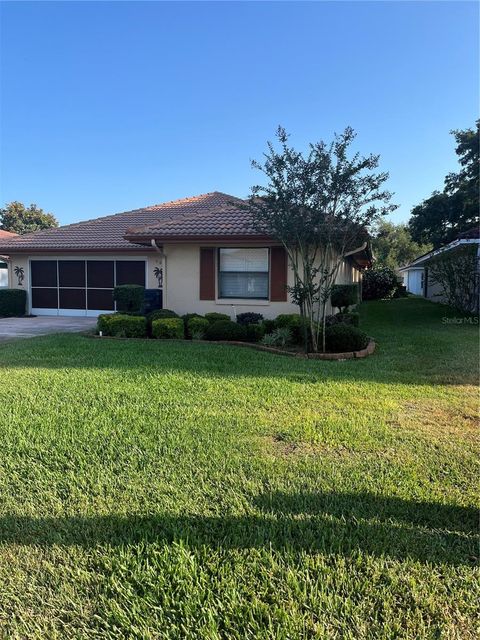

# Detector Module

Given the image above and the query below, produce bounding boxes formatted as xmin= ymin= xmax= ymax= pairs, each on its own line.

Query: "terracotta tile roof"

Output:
xmin=0 ymin=229 xmax=18 ymax=238
xmin=0 ymin=192 xmax=255 ymax=253
xmin=124 ymin=194 xmax=267 ymax=243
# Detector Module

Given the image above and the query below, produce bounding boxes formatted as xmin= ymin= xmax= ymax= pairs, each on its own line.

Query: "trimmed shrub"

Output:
xmin=0 ymin=289 xmax=26 ymax=317
xmin=96 ymin=314 xmax=111 ymax=335
xmin=147 ymin=309 xmax=178 ymax=323
xmin=362 ymin=266 xmax=398 ymax=300
xmin=152 ymin=317 xmax=184 ymax=339
xmin=236 ymin=312 xmax=264 ymax=326
xmin=275 ymin=313 xmax=309 ymax=345
xmin=182 ymin=313 xmax=204 ymax=338
xmin=331 ymin=284 xmax=358 ymax=312
xmin=146 ymin=309 xmax=179 ymax=337
xmin=205 ymin=312 xmax=231 ymax=324
xmin=182 ymin=313 xmax=203 ymax=323
xmin=261 ymin=319 xmax=276 ymax=334
xmin=97 ymin=313 xmax=147 ymax=338
xmin=326 ymin=312 xmax=360 ymax=328
xmin=205 ymin=320 xmax=247 ymax=341
xmin=325 ymin=323 xmax=369 ymax=353
xmin=113 ymin=284 xmax=145 ymax=313
xmin=188 ymin=316 xmax=209 ymax=339
xmin=245 ymin=323 xmax=266 ymax=343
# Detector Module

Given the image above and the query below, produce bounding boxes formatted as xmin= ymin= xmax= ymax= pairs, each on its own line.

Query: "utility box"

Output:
xmin=143 ymin=288 xmax=163 ymax=314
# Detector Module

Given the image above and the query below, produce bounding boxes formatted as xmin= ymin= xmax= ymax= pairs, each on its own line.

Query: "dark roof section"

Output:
xmin=124 ymin=194 xmax=272 ymax=244
xmin=457 ymin=226 xmax=480 ymax=240
xmin=0 ymin=192 xmax=245 ymax=253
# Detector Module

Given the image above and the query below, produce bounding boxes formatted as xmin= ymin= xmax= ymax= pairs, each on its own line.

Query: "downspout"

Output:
xmin=150 ymin=238 xmax=162 ymax=254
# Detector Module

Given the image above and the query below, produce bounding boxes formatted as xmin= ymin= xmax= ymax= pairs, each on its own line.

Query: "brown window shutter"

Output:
xmin=199 ymin=247 xmax=216 ymax=300
xmin=270 ymin=246 xmax=288 ymax=301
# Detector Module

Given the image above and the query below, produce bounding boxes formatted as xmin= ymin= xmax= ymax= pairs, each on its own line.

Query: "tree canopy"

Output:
xmin=409 ymin=121 xmax=479 ymax=248
xmin=372 ymin=220 xmax=432 ymax=269
xmin=247 ymin=126 xmax=396 ymax=351
xmin=0 ymin=201 xmax=58 ymax=235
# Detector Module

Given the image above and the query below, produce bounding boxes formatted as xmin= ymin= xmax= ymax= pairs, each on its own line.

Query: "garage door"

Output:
xmin=30 ymin=259 xmax=146 ymax=316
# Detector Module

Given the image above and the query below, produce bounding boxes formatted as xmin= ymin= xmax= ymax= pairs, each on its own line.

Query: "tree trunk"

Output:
xmin=321 ymin=303 xmax=327 ymax=353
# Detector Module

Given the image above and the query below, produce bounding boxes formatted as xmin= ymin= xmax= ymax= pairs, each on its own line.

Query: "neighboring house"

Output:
xmin=398 ymin=254 xmax=427 ymax=295
xmin=0 ymin=229 xmax=18 ymax=287
xmin=0 ymin=192 xmax=371 ymax=318
xmin=399 ymin=227 xmax=480 ymax=305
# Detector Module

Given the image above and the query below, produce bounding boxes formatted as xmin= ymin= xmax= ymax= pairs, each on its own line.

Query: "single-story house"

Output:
xmin=0 ymin=229 xmax=18 ymax=287
xmin=0 ymin=192 xmax=371 ymax=318
xmin=399 ymin=227 xmax=479 ymax=305
xmin=398 ymin=254 xmax=428 ymax=296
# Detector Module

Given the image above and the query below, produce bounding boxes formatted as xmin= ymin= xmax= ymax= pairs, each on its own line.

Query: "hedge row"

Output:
xmin=96 ymin=305 xmax=367 ymax=353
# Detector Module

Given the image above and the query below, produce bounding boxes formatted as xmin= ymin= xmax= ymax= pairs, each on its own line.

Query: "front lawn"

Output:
xmin=0 ymin=298 xmax=478 ymax=638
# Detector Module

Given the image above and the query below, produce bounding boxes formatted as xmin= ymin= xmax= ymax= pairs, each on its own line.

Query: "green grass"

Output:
xmin=0 ymin=298 xmax=478 ymax=639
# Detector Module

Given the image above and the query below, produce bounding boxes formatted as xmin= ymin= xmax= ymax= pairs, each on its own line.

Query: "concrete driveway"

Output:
xmin=0 ymin=316 xmax=97 ymax=340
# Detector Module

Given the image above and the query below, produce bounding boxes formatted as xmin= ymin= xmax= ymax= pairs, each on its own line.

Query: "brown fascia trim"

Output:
xmin=123 ymin=233 xmax=276 ymax=245
xmin=0 ymin=246 xmax=156 ymax=254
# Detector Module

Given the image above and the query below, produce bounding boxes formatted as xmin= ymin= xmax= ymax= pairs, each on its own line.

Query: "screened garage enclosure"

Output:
xmin=30 ymin=259 xmax=146 ymax=316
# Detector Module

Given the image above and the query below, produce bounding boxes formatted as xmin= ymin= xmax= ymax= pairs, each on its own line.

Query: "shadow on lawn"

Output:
xmin=1 ymin=492 xmax=477 ymax=566
xmin=0 ymin=332 xmax=478 ymax=387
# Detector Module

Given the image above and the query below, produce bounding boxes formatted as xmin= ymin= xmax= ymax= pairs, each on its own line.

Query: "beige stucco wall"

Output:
xmin=335 ymin=257 xmax=361 ymax=286
xmin=7 ymin=247 xmax=362 ymax=318
xmin=163 ymin=244 xmax=362 ymax=320
xmin=162 ymin=243 xmax=297 ymax=319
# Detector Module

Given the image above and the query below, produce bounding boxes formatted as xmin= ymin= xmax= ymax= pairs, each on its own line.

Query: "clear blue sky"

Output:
xmin=0 ymin=1 xmax=478 ymax=226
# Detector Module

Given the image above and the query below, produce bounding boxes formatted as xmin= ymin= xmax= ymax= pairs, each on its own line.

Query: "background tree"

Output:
xmin=409 ymin=121 xmax=479 ymax=248
xmin=0 ymin=201 xmax=58 ymax=234
xmin=372 ymin=220 xmax=432 ymax=269
xmin=428 ymin=245 xmax=479 ymax=314
xmin=247 ymin=126 xmax=396 ymax=352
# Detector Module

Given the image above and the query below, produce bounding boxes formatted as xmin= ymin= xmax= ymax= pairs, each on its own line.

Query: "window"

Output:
xmin=116 ymin=260 xmax=146 ymax=286
xmin=218 ymin=248 xmax=269 ymax=299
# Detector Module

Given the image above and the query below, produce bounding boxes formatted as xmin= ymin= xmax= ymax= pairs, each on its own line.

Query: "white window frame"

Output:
xmin=217 ymin=247 xmax=270 ymax=301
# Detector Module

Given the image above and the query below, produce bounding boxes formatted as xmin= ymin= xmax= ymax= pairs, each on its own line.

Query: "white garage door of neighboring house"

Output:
xmin=407 ymin=269 xmax=424 ymax=296
xmin=30 ymin=259 xmax=146 ymax=316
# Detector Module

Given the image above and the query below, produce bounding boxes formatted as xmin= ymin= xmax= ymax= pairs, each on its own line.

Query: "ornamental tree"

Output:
xmin=247 ymin=126 xmax=396 ymax=352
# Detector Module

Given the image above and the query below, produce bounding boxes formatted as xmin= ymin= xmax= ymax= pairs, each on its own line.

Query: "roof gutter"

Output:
xmin=344 ymin=241 xmax=368 ymax=258
xmin=342 ymin=241 xmax=373 ymax=270
xmin=406 ymin=237 xmax=480 ymax=268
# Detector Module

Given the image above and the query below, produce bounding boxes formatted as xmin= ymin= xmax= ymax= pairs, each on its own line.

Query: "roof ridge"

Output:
xmin=2 ymin=192 xmax=241 ymax=241
xmin=125 ymin=200 xmax=246 ymax=235
xmin=0 ymin=191 xmax=253 ymax=252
